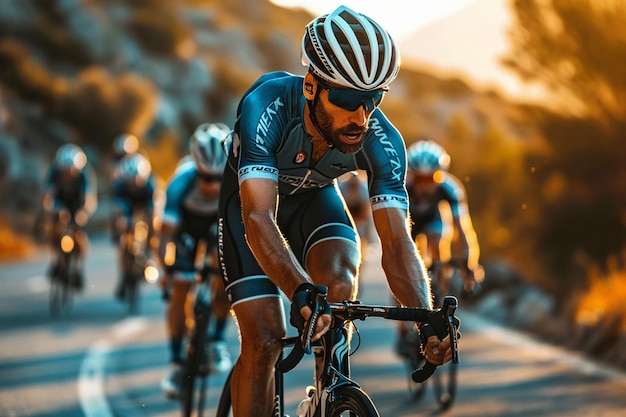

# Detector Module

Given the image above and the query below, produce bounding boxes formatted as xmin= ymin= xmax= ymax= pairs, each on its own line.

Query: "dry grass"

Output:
xmin=0 ymin=221 xmax=32 ymax=261
xmin=575 ymin=259 xmax=626 ymax=334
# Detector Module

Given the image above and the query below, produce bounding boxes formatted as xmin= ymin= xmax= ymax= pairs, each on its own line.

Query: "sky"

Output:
xmin=269 ymin=0 xmax=537 ymax=100
xmin=270 ymin=0 xmax=478 ymax=41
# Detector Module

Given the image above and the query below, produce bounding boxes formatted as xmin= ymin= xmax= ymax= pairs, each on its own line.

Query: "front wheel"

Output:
xmin=214 ymin=367 xmax=233 ymax=417
xmin=327 ymin=386 xmax=380 ymax=417
xmin=49 ymin=258 xmax=74 ymax=318
xmin=432 ymin=360 xmax=458 ymax=410
xmin=124 ymin=271 xmax=141 ymax=315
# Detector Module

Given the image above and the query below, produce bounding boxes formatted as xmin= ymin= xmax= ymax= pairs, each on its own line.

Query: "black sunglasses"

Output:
xmin=315 ymin=78 xmax=387 ymax=112
xmin=198 ymin=172 xmax=222 ymax=183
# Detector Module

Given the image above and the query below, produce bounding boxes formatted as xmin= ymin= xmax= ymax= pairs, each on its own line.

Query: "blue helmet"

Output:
xmin=55 ymin=144 xmax=87 ymax=172
xmin=406 ymin=140 xmax=450 ymax=174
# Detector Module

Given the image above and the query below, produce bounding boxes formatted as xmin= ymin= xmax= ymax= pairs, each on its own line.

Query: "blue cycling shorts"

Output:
xmin=218 ymin=181 xmax=358 ymax=307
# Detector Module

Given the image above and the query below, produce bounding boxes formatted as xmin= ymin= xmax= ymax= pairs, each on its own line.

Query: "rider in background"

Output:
xmin=109 ymin=133 xmax=141 ymax=243
xmin=406 ymin=140 xmax=482 ymax=291
xmin=157 ymin=123 xmax=232 ymax=399
xmin=42 ymin=143 xmax=98 ymax=290
xmin=395 ymin=139 xmax=482 ymax=356
xmin=110 ymin=152 xmax=157 ymax=300
xmin=217 ymin=6 xmax=451 ymax=416
xmin=110 ymin=133 xmax=140 ymax=179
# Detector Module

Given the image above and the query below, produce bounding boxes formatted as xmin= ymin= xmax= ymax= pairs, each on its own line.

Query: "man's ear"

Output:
xmin=303 ymin=73 xmax=316 ymax=100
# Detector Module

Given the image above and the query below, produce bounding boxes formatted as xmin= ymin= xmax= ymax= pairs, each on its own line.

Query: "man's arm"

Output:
xmin=239 ymin=178 xmax=310 ymax=299
xmin=373 ymin=206 xmax=452 ymax=365
xmin=372 ymin=206 xmax=433 ymax=309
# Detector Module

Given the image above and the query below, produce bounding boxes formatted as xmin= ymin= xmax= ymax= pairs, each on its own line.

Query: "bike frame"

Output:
xmin=275 ymin=325 xmax=357 ymax=417
xmin=217 ymin=297 xmax=459 ymax=417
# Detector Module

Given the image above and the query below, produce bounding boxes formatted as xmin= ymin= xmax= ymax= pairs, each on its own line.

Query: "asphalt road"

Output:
xmin=1 ymin=235 xmax=625 ymax=417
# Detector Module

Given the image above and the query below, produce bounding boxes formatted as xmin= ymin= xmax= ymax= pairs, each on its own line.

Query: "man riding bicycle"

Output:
xmin=217 ymin=6 xmax=452 ymax=416
xmin=110 ymin=152 xmax=157 ymax=300
xmin=42 ymin=143 xmax=97 ymax=290
xmin=406 ymin=140 xmax=482 ymax=291
xmin=157 ymin=123 xmax=232 ymax=399
xmin=397 ymin=140 xmax=482 ymax=355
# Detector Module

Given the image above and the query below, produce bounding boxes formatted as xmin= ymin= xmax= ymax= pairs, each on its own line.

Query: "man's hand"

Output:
xmin=290 ymin=283 xmax=332 ymax=343
xmin=299 ymin=305 xmax=332 ymax=342
xmin=423 ymin=335 xmax=452 ymax=365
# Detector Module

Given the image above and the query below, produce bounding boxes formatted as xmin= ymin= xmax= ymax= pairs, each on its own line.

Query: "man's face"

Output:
xmin=312 ymin=78 xmax=385 ymax=154
xmin=409 ymin=171 xmax=435 ymax=194
xmin=197 ymin=171 xmax=222 ymax=199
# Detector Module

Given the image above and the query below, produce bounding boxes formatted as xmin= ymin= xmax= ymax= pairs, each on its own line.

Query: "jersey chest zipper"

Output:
xmin=289 ymin=169 xmax=312 ymax=195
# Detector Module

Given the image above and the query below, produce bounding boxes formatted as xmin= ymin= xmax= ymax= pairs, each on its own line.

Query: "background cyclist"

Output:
xmin=407 ymin=140 xmax=482 ymax=293
xmin=109 ymin=133 xmax=141 ymax=243
xmin=110 ymin=152 xmax=158 ymax=301
xmin=156 ymin=123 xmax=232 ymax=399
xmin=397 ymin=139 xmax=482 ymax=355
xmin=217 ymin=6 xmax=452 ymax=416
xmin=42 ymin=143 xmax=97 ymax=291
xmin=110 ymin=133 xmax=140 ymax=179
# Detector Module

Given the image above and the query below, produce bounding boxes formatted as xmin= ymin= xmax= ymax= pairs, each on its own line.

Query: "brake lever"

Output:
xmin=412 ymin=295 xmax=459 ymax=382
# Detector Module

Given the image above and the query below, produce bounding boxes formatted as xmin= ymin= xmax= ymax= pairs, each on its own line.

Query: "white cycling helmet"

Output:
xmin=406 ymin=140 xmax=451 ymax=174
xmin=301 ymin=5 xmax=400 ymax=91
xmin=55 ymin=143 xmax=87 ymax=172
xmin=189 ymin=123 xmax=229 ymax=175
xmin=113 ymin=133 xmax=139 ymax=158
xmin=119 ymin=153 xmax=152 ymax=184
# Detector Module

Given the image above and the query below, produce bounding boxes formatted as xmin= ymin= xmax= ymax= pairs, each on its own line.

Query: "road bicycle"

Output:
xmin=179 ymin=261 xmax=225 ymax=417
xmin=48 ymin=210 xmax=81 ymax=318
xmin=215 ymin=287 xmax=460 ymax=417
xmin=117 ymin=209 xmax=154 ymax=314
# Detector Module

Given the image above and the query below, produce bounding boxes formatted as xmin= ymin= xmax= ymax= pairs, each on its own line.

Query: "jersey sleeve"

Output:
xmin=162 ymin=166 xmax=195 ymax=227
xmin=442 ymin=174 xmax=469 ymax=219
xmin=358 ymin=113 xmax=409 ymax=212
xmin=236 ymin=73 xmax=302 ymax=185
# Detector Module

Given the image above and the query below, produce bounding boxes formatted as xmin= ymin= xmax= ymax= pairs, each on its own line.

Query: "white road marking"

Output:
xmin=78 ymin=317 xmax=149 ymax=417
xmin=27 ymin=275 xmax=49 ymax=293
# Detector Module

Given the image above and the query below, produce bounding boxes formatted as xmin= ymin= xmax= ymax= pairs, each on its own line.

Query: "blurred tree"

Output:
xmin=503 ymin=0 xmax=626 ymax=296
xmin=504 ymin=0 xmax=626 ymax=125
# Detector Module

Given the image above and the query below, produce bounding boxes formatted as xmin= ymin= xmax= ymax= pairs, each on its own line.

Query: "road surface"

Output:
xmin=1 ymin=235 xmax=625 ymax=416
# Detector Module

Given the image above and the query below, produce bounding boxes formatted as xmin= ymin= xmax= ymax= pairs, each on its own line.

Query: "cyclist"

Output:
xmin=157 ymin=122 xmax=232 ymax=399
xmin=217 ymin=6 xmax=452 ymax=416
xmin=110 ymin=152 xmax=157 ymax=300
xmin=110 ymin=133 xmax=140 ymax=178
xmin=42 ymin=143 xmax=97 ymax=290
xmin=109 ymin=133 xmax=141 ymax=242
xmin=406 ymin=140 xmax=482 ymax=291
xmin=397 ymin=139 xmax=482 ymax=354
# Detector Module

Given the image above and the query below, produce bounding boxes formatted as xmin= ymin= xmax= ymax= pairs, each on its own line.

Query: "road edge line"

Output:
xmin=78 ymin=317 xmax=149 ymax=417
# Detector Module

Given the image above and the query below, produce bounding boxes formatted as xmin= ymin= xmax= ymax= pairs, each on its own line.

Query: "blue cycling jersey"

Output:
xmin=228 ymin=71 xmax=409 ymax=212
xmin=408 ymin=172 xmax=468 ymax=237
xmin=161 ymin=161 xmax=220 ymax=276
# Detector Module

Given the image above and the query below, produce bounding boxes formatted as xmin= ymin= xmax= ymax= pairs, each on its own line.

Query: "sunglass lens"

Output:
xmin=199 ymin=173 xmax=222 ymax=183
xmin=328 ymin=89 xmax=384 ymax=111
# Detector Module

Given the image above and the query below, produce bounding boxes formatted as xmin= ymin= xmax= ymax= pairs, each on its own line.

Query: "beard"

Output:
xmin=315 ymin=102 xmax=366 ymax=154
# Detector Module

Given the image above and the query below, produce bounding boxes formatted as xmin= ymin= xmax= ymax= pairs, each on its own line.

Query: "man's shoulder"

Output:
xmin=365 ymin=111 xmax=402 ymax=143
xmin=440 ymin=173 xmax=467 ymax=200
xmin=167 ymin=163 xmax=196 ymax=192
xmin=242 ymin=71 xmax=302 ymax=102
xmin=255 ymin=71 xmax=302 ymax=88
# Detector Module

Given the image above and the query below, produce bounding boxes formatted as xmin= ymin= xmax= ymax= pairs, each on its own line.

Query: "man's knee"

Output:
xmin=307 ymin=243 xmax=359 ymax=301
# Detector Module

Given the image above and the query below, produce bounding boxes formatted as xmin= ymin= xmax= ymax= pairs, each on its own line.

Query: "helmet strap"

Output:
xmin=306 ymin=80 xmax=334 ymax=149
